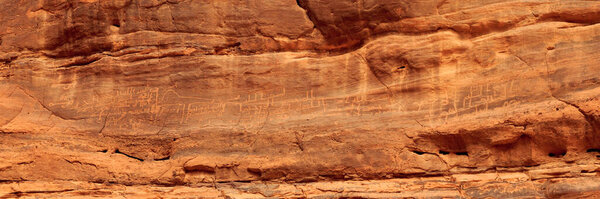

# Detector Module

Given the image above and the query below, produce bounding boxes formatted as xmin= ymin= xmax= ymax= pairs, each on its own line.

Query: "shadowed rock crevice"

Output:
xmin=115 ymin=149 xmax=144 ymax=162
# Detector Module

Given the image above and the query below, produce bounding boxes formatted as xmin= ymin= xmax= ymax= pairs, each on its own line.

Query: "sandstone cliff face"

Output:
xmin=1 ymin=0 xmax=600 ymax=198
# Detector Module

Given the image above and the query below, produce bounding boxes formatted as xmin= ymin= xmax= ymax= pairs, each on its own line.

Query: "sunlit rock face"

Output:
xmin=1 ymin=0 xmax=600 ymax=198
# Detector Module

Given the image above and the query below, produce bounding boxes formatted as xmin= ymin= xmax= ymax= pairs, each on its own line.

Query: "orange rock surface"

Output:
xmin=1 ymin=0 xmax=600 ymax=198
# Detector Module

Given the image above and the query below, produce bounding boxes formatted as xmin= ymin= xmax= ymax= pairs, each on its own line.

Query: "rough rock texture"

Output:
xmin=1 ymin=0 xmax=600 ymax=198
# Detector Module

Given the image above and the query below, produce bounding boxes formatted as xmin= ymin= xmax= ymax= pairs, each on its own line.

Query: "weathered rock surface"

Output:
xmin=1 ymin=0 xmax=600 ymax=198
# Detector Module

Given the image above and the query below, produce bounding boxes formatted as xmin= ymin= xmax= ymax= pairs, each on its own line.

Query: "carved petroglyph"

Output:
xmin=434 ymin=80 xmax=520 ymax=124
xmin=46 ymin=77 xmax=521 ymax=131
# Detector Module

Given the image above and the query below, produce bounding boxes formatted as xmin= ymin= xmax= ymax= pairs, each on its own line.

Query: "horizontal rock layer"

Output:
xmin=3 ymin=173 xmax=600 ymax=198
xmin=1 ymin=0 xmax=600 ymax=198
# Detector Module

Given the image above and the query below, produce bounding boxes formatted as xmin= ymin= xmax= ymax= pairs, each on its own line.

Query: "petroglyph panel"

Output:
xmin=40 ymin=74 xmax=532 ymax=132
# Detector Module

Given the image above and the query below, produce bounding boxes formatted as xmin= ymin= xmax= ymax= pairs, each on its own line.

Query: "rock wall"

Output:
xmin=1 ymin=0 xmax=600 ymax=198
